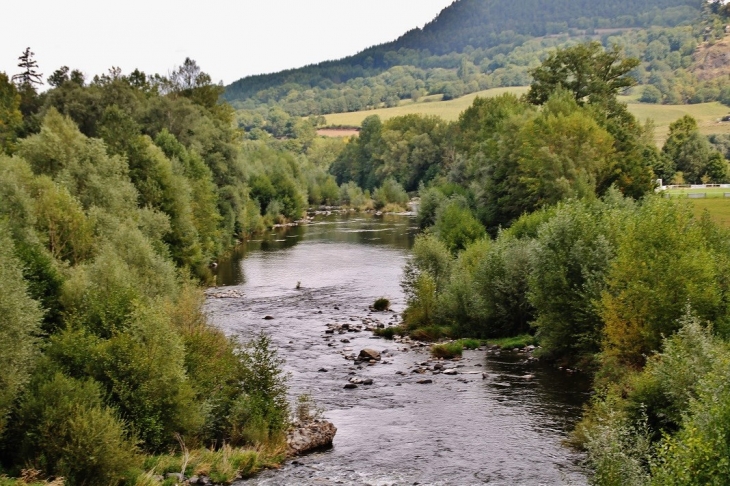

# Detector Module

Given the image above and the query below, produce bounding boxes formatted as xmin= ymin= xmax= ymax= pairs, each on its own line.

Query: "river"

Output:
xmin=205 ymin=212 xmax=590 ymax=486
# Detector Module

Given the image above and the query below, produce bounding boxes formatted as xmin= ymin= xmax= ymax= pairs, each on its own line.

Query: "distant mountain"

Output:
xmin=224 ymin=0 xmax=704 ymax=114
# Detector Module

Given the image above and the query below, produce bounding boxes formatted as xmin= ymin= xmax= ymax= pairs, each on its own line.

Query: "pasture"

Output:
xmin=324 ymin=87 xmax=730 ymax=146
xmin=663 ymin=187 xmax=730 ymax=228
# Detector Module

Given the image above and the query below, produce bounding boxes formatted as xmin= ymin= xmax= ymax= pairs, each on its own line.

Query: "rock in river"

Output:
xmin=287 ymin=420 xmax=338 ymax=456
xmin=359 ymin=348 xmax=381 ymax=361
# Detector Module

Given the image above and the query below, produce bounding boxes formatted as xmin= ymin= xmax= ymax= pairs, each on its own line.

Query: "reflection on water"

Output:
xmin=207 ymin=213 xmax=589 ymax=486
xmin=216 ymin=213 xmax=418 ymax=287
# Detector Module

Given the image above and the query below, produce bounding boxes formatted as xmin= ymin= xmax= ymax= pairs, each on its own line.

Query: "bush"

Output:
xmin=373 ymin=178 xmax=409 ymax=210
xmin=373 ymin=297 xmax=390 ymax=311
xmin=640 ymin=85 xmax=663 ymax=104
xmin=229 ymin=333 xmax=289 ymax=447
xmin=431 ymin=342 xmax=463 ymax=359
xmin=416 ymin=185 xmax=446 ymax=229
xmin=9 ymin=372 xmax=140 ymax=486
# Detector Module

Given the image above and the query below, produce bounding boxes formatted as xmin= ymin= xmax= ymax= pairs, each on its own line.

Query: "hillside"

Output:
xmin=224 ymin=0 xmax=703 ymax=114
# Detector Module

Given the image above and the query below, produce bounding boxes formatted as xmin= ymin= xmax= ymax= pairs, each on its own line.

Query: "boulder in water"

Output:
xmin=287 ymin=420 xmax=337 ymax=456
xmin=359 ymin=348 xmax=381 ymax=361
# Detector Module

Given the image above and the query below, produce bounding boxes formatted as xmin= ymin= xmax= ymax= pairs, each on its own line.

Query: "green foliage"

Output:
xmin=0 ymin=73 xmax=22 ymax=154
xmin=416 ymin=185 xmax=446 ymax=229
xmin=229 ymin=333 xmax=289 ymax=447
xmin=529 ymin=200 xmax=617 ymax=364
xmin=601 ymin=197 xmax=726 ymax=367
xmin=526 ymin=42 xmax=639 ymax=106
xmin=431 ymin=342 xmax=463 ymax=359
xmin=432 ymin=198 xmax=486 ymax=253
xmin=373 ymin=326 xmax=403 ymax=339
xmin=9 ymin=372 xmax=139 ymax=485
xmin=661 ymin=115 xmax=727 ymax=183
xmin=95 ymin=305 xmax=203 ymax=451
xmin=331 ymin=114 xmax=449 ymax=194
xmin=485 ymin=334 xmax=538 ymax=349
xmin=373 ymin=297 xmax=390 ymax=311
xmin=373 ymin=177 xmax=409 ymax=210
xmin=0 ymin=225 xmax=42 ymax=436
xmin=458 ymin=338 xmax=481 ymax=350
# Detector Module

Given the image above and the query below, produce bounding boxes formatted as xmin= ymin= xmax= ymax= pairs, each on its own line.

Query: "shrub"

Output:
xmin=416 ymin=185 xmax=446 ymax=229
xmin=431 ymin=342 xmax=463 ymax=359
xmin=373 ymin=178 xmax=409 ymax=210
xmin=94 ymin=304 xmax=203 ymax=451
xmin=10 ymin=372 xmax=140 ymax=486
xmin=373 ymin=297 xmax=390 ymax=311
xmin=485 ymin=334 xmax=537 ymax=350
xmin=229 ymin=333 xmax=289 ymax=447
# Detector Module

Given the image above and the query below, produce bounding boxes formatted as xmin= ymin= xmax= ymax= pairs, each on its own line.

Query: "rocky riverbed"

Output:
xmin=206 ymin=214 xmax=590 ymax=485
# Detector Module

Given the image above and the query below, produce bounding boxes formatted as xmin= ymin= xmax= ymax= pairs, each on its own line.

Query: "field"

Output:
xmin=663 ymin=187 xmax=730 ymax=227
xmin=324 ymin=87 xmax=529 ymax=126
xmin=324 ymin=87 xmax=730 ymax=145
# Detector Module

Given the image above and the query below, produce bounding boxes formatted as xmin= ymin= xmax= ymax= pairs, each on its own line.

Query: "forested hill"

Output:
xmin=389 ymin=0 xmax=701 ymax=54
xmin=224 ymin=0 xmax=702 ymax=105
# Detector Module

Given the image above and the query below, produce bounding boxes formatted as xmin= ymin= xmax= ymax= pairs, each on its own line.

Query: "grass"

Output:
xmin=409 ymin=325 xmax=453 ymax=342
xmin=485 ymin=334 xmax=537 ymax=349
xmin=661 ymin=189 xmax=730 ymax=228
xmin=458 ymin=338 xmax=481 ymax=350
xmin=431 ymin=342 xmax=464 ymax=359
xmin=374 ymin=326 xmax=402 ymax=339
xmin=139 ymin=443 xmax=285 ymax=484
xmin=688 ymin=198 xmax=730 ymax=228
xmin=324 ymin=87 xmax=529 ymax=125
xmin=373 ymin=297 xmax=390 ymax=311
xmin=323 ymin=86 xmax=730 ymax=146
xmin=619 ymin=93 xmax=730 ymax=145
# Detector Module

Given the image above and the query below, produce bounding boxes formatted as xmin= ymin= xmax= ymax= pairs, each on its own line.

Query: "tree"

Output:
xmin=0 ymin=73 xmax=22 ymax=153
xmin=526 ymin=42 xmax=639 ymax=106
xmin=662 ymin=115 xmax=724 ymax=184
xmin=11 ymin=48 xmax=43 ymax=88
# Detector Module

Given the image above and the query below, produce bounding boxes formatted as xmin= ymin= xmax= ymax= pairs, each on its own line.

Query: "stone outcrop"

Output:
xmin=287 ymin=420 xmax=337 ymax=456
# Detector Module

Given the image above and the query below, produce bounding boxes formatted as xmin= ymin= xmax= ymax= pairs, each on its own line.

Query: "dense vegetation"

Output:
xmin=0 ymin=54 xmax=381 ymax=484
xmin=381 ymin=41 xmax=730 ymax=485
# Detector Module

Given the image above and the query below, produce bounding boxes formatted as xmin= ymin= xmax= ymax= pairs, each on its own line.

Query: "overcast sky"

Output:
xmin=1 ymin=0 xmax=454 ymax=87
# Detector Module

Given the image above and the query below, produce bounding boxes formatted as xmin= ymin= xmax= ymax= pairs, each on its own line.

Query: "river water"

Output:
xmin=205 ymin=213 xmax=590 ymax=486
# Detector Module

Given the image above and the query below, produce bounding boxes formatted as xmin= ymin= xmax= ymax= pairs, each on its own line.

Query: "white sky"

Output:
xmin=1 ymin=0 xmax=454 ymax=87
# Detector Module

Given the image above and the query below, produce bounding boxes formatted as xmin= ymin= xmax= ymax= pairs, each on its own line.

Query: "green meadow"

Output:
xmin=663 ymin=187 xmax=730 ymax=228
xmin=325 ymin=87 xmax=730 ymax=145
